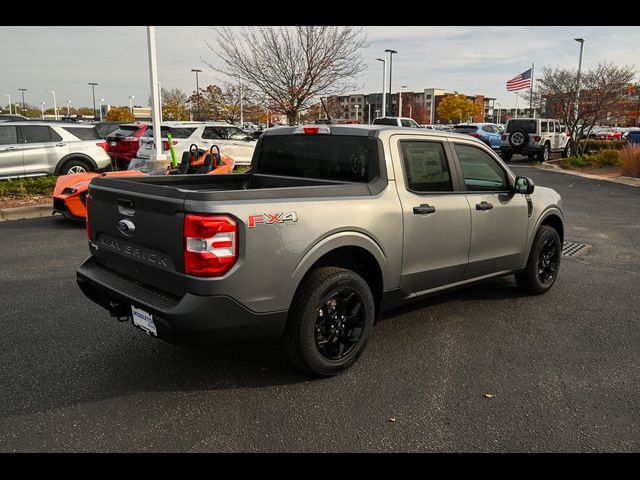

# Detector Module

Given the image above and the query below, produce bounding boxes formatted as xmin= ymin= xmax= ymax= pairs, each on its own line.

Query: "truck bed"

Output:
xmin=90 ymin=172 xmax=386 ymax=201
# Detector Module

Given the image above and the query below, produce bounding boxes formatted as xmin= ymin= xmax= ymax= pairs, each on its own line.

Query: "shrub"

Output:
xmin=597 ymin=149 xmax=621 ymax=166
xmin=580 ymin=139 xmax=626 ymax=153
xmin=620 ymin=144 xmax=640 ymax=177
xmin=563 ymin=156 xmax=591 ymax=168
xmin=0 ymin=176 xmax=57 ymax=196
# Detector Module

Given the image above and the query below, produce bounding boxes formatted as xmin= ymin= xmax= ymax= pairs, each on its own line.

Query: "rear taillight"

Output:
xmin=162 ymin=140 xmax=178 ymax=150
xmin=469 ymin=132 xmax=481 ymax=137
xmin=96 ymin=142 xmax=108 ymax=152
xmin=85 ymin=194 xmax=91 ymax=239
xmin=534 ymin=136 xmax=541 ymax=142
xmin=501 ymin=135 xmax=506 ymax=140
xmin=184 ymin=215 xmax=238 ymax=277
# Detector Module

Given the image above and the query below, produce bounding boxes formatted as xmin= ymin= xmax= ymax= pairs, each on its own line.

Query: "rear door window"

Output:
xmin=400 ymin=141 xmax=452 ymax=192
xmin=0 ymin=125 xmax=18 ymax=145
xmin=373 ymin=118 xmax=398 ymax=126
xmin=21 ymin=126 xmax=52 ymax=143
xmin=108 ymin=126 xmax=139 ymax=139
xmin=453 ymin=125 xmax=478 ymax=134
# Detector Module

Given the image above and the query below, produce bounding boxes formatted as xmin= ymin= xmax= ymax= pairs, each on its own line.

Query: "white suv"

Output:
xmin=372 ymin=117 xmax=421 ymax=128
xmin=133 ymin=122 xmax=257 ymax=169
xmin=0 ymin=121 xmax=112 ymax=179
xmin=500 ymin=118 xmax=572 ymax=162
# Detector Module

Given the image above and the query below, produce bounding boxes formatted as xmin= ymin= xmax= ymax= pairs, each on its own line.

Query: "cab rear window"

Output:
xmin=257 ymin=135 xmax=379 ymax=183
xmin=506 ymin=120 xmax=537 ymax=134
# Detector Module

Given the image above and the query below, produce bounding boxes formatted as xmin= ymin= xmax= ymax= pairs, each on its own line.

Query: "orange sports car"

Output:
xmin=53 ymin=145 xmax=235 ymax=221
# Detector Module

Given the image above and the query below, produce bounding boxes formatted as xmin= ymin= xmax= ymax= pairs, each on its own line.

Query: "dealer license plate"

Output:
xmin=131 ymin=305 xmax=157 ymax=336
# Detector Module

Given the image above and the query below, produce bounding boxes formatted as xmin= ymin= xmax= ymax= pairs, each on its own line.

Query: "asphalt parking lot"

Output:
xmin=0 ymin=164 xmax=638 ymax=452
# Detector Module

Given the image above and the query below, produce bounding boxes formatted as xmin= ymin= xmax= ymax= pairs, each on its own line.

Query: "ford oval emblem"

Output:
xmin=117 ymin=218 xmax=136 ymax=236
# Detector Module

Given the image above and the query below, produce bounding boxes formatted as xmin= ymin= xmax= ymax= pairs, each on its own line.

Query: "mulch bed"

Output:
xmin=0 ymin=194 xmax=52 ymax=210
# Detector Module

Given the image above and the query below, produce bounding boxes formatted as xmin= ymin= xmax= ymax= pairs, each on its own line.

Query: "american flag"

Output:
xmin=506 ymin=68 xmax=532 ymax=91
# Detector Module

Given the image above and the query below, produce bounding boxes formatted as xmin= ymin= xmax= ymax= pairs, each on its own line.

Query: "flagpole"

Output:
xmin=530 ymin=62 xmax=534 ymax=118
xmin=515 ymin=92 xmax=518 ymax=119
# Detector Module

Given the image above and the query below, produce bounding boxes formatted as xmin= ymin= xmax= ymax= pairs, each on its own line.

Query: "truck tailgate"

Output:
xmin=87 ymin=180 xmax=188 ymax=296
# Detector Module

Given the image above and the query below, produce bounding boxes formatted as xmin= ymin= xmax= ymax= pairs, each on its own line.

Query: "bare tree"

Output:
xmin=536 ymin=63 xmax=636 ymax=156
xmin=205 ymin=26 xmax=367 ymax=125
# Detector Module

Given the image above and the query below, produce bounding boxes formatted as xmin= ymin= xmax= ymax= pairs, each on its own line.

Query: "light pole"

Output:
xmin=18 ymin=88 xmax=27 ymax=113
xmin=88 ymin=82 xmax=98 ymax=120
xmin=41 ymin=101 xmax=45 ymax=119
xmin=496 ymin=102 xmax=502 ymax=124
xmin=48 ymin=90 xmax=58 ymax=120
xmin=399 ymin=85 xmax=407 ymax=117
xmin=354 ymin=104 xmax=359 ymax=122
xmin=238 ymin=74 xmax=243 ymax=128
xmin=66 ymin=100 xmax=72 ymax=116
xmin=128 ymin=95 xmax=135 ymax=115
xmin=191 ymin=68 xmax=202 ymax=119
xmin=99 ymin=98 xmax=104 ymax=121
xmin=147 ymin=26 xmax=164 ymax=162
xmin=5 ymin=94 xmax=12 ymax=115
xmin=384 ymin=49 xmax=397 ymax=116
xmin=574 ymin=38 xmax=585 ymax=124
xmin=376 ymin=58 xmax=387 ymax=118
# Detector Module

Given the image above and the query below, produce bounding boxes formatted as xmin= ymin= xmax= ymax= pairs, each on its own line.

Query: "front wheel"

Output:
xmin=516 ymin=226 xmax=562 ymax=294
xmin=283 ymin=267 xmax=375 ymax=377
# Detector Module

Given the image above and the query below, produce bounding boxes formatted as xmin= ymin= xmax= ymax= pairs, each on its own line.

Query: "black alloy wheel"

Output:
xmin=314 ymin=288 xmax=365 ymax=360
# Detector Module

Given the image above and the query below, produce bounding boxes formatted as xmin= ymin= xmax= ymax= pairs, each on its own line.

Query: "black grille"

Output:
xmin=53 ymin=198 xmax=66 ymax=212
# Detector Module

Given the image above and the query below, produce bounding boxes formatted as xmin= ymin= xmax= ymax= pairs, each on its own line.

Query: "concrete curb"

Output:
xmin=0 ymin=204 xmax=53 ymax=222
xmin=535 ymin=161 xmax=640 ymax=187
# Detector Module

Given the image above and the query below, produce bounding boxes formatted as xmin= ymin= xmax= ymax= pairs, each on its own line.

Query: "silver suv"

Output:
xmin=501 ymin=118 xmax=572 ymax=162
xmin=0 ymin=122 xmax=112 ymax=179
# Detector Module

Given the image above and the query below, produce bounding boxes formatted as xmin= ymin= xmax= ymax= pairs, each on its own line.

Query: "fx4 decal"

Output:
xmin=248 ymin=212 xmax=298 ymax=229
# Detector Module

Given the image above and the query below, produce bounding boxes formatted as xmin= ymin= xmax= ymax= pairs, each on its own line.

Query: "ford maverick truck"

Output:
xmin=77 ymin=125 xmax=564 ymax=376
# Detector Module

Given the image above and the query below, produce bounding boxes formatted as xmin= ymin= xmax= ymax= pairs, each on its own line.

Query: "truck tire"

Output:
xmin=283 ymin=267 xmax=375 ymax=377
xmin=516 ymin=226 xmax=562 ymax=295
xmin=562 ymin=141 xmax=573 ymax=158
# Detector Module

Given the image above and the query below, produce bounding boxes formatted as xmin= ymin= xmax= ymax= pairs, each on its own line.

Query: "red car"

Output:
xmin=594 ymin=128 xmax=623 ymax=140
xmin=106 ymin=123 xmax=148 ymax=169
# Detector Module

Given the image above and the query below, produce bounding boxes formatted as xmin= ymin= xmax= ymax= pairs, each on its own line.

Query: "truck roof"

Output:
xmin=263 ymin=124 xmax=483 ymax=144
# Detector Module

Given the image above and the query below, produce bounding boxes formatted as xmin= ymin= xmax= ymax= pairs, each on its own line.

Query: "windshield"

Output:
xmin=506 ymin=120 xmax=537 ymax=134
xmin=452 ymin=125 xmax=478 ymax=133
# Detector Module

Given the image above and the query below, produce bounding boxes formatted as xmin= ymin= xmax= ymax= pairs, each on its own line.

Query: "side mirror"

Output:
xmin=514 ymin=176 xmax=535 ymax=194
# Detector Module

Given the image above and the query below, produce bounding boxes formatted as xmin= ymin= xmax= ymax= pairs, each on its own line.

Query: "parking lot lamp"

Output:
xmin=376 ymin=58 xmax=386 ymax=117
xmin=496 ymin=102 xmax=502 ymax=124
xmin=399 ymin=85 xmax=407 ymax=117
xmin=129 ymin=95 xmax=135 ymax=114
xmin=5 ymin=94 xmax=12 ymax=115
xmin=147 ymin=27 xmax=164 ymax=161
xmin=384 ymin=49 xmax=397 ymax=116
xmin=574 ymin=38 xmax=585 ymax=124
xmin=18 ymin=88 xmax=27 ymax=112
xmin=48 ymin=90 xmax=58 ymax=120
xmin=88 ymin=83 xmax=98 ymax=120
xmin=99 ymin=98 xmax=104 ymax=121
xmin=191 ymin=69 xmax=202 ymax=119
xmin=66 ymin=99 xmax=71 ymax=116
xmin=354 ymin=103 xmax=359 ymax=122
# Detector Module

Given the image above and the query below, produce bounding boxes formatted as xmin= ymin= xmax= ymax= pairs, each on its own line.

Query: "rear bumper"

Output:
xmin=76 ymin=256 xmax=288 ymax=344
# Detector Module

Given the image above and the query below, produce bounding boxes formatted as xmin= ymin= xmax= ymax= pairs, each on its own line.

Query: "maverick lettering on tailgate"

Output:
xmin=99 ymin=236 xmax=170 ymax=268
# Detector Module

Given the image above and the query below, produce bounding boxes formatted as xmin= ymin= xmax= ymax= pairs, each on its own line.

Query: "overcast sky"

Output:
xmin=1 ymin=26 xmax=637 ymax=112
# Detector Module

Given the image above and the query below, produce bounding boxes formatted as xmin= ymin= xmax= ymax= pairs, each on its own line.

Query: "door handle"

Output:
xmin=55 ymin=143 xmax=67 ymax=147
xmin=476 ymin=201 xmax=493 ymax=211
xmin=413 ymin=204 xmax=436 ymax=215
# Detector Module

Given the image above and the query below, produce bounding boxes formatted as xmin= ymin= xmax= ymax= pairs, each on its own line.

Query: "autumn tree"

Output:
xmin=206 ymin=26 xmax=367 ymax=125
xmin=106 ymin=107 xmax=135 ymax=122
xmin=149 ymin=88 xmax=190 ymax=121
xmin=535 ymin=62 xmax=636 ymax=156
xmin=437 ymin=94 xmax=482 ymax=123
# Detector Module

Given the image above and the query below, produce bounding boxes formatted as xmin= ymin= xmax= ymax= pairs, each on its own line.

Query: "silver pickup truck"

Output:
xmin=77 ymin=125 xmax=564 ymax=376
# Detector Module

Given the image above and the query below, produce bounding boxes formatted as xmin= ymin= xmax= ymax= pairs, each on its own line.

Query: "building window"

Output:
xmin=426 ymin=94 xmax=432 ymax=100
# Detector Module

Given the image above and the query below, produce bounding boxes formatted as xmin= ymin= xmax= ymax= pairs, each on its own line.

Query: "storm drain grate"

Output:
xmin=562 ymin=241 xmax=591 ymax=257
